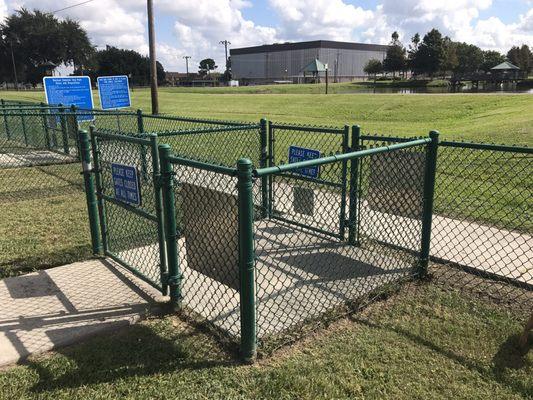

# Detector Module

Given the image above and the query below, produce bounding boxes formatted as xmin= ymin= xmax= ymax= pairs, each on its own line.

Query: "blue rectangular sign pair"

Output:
xmin=111 ymin=163 xmax=141 ymax=206
xmin=288 ymin=146 xmax=321 ymax=179
xmin=43 ymin=76 xmax=94 ymax=121
xmin=97 ymin=75 xmax=131 ymax=110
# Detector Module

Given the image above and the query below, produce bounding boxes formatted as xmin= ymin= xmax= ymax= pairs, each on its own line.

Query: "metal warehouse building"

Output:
xmin=230 ymin=40 xmax=388 ymax=84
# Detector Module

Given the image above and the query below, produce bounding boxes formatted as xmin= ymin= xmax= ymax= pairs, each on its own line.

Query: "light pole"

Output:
xmin=219 ymin=40 xmax=231 ymax=76
xmin=147 ymin=0 xmax=159 ymax=114
xmin=183 ymin=55 xmax=191 ymax=77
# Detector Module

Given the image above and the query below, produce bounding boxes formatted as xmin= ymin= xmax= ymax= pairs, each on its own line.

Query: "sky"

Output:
xmin=1 ymin=0 xmax=532 ymax=72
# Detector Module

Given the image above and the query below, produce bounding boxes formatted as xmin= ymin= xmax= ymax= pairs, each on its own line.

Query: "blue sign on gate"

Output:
xmin=288 ymin=146 xmax=321 ymax=178
xmin=111 ymin=163 xmax=141 ymax=206
xmin=97 ymin=75 xmax=131 ymax=110
xmin=43 ymin=76 xmax=94 ymax=121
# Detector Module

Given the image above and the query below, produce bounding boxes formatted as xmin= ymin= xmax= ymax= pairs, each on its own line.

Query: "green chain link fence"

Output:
xmin=1 ymin=100 xmax=530 ymax=360
xmin=0 ymin=103 xmax=253 ymax=276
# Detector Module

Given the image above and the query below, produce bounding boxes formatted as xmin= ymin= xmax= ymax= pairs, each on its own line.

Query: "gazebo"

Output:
xmin=490 ymin=61 xmax=522 ymax=80
xmin=301 ymin=59 xmax=327 ymax=83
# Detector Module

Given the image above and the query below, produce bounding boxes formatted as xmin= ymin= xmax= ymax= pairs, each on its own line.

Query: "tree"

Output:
xmin=518 ymin=45 xmax=532 ymax=73
xmin=363 ymin=59 xmax=383 ymax=82
xmin=440 ymin=37 xmax=458 ymax=76
xmin=383 ymin=32 xmax=406 ymax=77
xmin=454 ymin=42 xmax=483 ymax=74
xmin=411 ymin=29 xmax=445 ymax=77
xmin=507 ymin=46 xmax=521 ymax=66
xmin=0 ymin=8 xmax=94 ymax=84
xmin=80 ymin=46 xmax=165 ymax=86
xmin=407 ymin=33 xmax=421 ymax=75
xmin=480 ymin=50 xmax=505 ymax=72
xmin=198 ymin=58 xmax=217 ymax=77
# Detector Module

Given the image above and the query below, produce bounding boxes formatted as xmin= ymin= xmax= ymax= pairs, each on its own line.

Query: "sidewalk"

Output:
xmin=0 ymin=259 xmax=165 ymax=367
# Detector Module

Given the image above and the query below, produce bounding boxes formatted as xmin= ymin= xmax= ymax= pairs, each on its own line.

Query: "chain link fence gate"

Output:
xmin=267 ymin=123 xmax=350 ymax=239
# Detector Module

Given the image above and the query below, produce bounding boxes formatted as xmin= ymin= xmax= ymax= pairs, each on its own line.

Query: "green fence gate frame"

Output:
xmin=267 ymin=123 xmax=350 ymax=239
xmin=87 ymin=128 xmax=169 ymax=293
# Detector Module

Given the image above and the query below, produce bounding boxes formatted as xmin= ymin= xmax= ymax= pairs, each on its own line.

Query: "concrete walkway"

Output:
xmin=0 ymin=259 xmax=164 ymax=367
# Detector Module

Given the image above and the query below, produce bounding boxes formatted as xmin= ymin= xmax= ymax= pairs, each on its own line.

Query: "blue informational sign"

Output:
xmin=288 ymin=146 xmax=321 ymax=179
xmin=97 ymin=75 xmax=131 ymax=110
xmin=111 ymin=163 xmax=141 ymax=206
xmin=43 ymin=76 xmax=94 ymax=121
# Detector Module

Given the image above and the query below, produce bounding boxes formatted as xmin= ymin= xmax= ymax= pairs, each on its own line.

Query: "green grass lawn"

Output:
xmin=1 ymin=88 xmax=532 ymax=144
xmin=0 ymin=283 xmax=530 ymax=400
xmin=0 ymin=163 xmax=90 ymax=277
xmin=0 ymin=89 xmax=531 ymax=274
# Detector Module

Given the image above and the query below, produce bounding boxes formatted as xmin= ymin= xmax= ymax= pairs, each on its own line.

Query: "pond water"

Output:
xmin=346 ymin=82 xmax=533 ymax=94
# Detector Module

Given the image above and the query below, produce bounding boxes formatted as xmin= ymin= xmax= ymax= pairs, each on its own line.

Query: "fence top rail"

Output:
xmin=156 ymin=124 xmax=260 ymax=137
xmin=440 ymin=140 xmax=532 ymax=154
xmin=361 ymin=134 xmax=422 ymax=143
xmin=90 ymin=128 xmax=155 ymax=145
xmin=141 ymin=113 xmax=251 ymax=127
xmin=270 ymin=122 xmax=346 ymax=134
xmin=254 ymin=137 xmax=431 ymax=177
xmin=167 ymin=154 xmax=238 ymax=176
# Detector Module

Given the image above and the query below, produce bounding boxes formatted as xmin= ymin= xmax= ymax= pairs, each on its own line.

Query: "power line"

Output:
xmin=51 ymin=0 xmax=95 ymax=14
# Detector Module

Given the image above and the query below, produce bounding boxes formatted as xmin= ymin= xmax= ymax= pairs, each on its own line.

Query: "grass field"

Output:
xmin=0 ymin=89 xmax=531 ymax=274
xmin=1 ymin=87 xmax=532 ymax=144
xmin=0 ymin=283 xmax=530 ymax=400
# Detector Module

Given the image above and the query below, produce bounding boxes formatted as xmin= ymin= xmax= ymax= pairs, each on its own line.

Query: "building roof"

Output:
xmin=230 ymin=40 xmax=389 ymax=56
xmin=491 ymin=61 xmax=520 ymax=70
xmin=302 ymin=59 xmax=327 ymax=73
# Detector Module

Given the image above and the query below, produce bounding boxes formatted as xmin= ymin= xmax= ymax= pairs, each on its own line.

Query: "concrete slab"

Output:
xmin=170 ymin=219 xmax=414 ymax=339
xmin=0 ymin=149 xmax=77 ymax=168
xmin=0 ymin=259 xmax=164 ymax=367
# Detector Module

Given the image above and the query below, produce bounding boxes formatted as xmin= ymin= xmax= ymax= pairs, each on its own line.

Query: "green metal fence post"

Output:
xmin=339 ymin=125 xmax=349 ymax=239
xmin=259 ymin=118 xmax=269 ymax=218
xmin=150 ymin=136 xmax=169 ymax=296
xmin=1 ymin=99 xmax=10 ymax=140
xmin=79 ymin=129 xmax=102 ymax=255
xmin=159 ymin=144 xmax=182 ymax=307
xmin=41 ymin=102 xmax=51 ymax=149
xmin=267 ymin=123 xmax=274 ymax=217
xmin=69 ymin=105 xmax=80 ymax=157
xmin=419 ymin=130 xmax=439 ymax=276
xmin=21 ymin=110 xmax=28 ymax=146
xmin=89 ymin=126 xmax=108 ymax=254
xmin=237 ymin=158 xmax=257 ymax=363
xmin=348 ymin=125 xmax=361 ymax=245
xmin=137 ymin=109 xmax=149 ymax=181
xmin=59 ymin=105 xmax=70 ymax=154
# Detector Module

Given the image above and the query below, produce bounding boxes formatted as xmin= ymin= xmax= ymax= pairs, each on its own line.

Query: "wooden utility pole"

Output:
xmin=183 ymin=55 xmax=191 ymax=77
xmin=147 ymin=0 xmax=159 ymax=114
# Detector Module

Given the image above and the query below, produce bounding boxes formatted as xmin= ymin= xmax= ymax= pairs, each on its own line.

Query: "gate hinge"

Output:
xmin=162 ymin=272 xmax=183 ymax=286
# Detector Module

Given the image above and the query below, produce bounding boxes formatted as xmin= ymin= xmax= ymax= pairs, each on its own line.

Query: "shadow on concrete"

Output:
xmin=277 ymin=251 xmax=406 ymax=281
xmin=0 ymin=260 xmax=160 ymax=366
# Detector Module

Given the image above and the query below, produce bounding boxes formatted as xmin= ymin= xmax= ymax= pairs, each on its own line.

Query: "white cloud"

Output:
xmin=269 ymin=0 xmax=374 ymax=41
xmin=159 ymin=0 xmax=278 ymax=71
xmin=1 ymin=0 xmax=532 ymax=71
